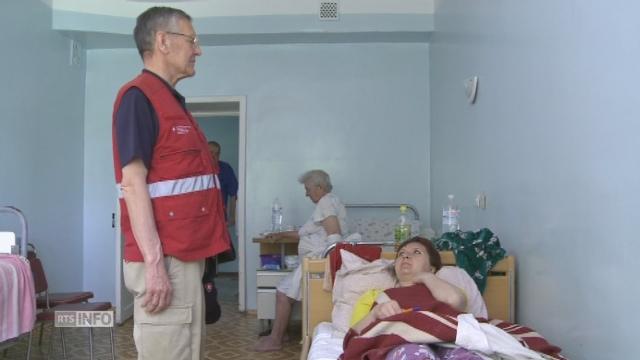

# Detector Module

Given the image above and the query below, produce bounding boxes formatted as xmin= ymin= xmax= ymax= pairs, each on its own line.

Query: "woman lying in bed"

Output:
xmin=342 ymin=237 xmax=563 ymax=360
xmin=347 ymin=237 xmax=485 ymax=360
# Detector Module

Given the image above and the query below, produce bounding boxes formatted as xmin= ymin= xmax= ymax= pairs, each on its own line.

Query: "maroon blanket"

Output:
xmin=340 ymin=310 xmax=565 ymax=360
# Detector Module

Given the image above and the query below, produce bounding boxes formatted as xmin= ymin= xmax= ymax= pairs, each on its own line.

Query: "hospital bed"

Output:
xmin=0 ymin=206 xmax=36 ymax=353
xmin=300 ymin=248 xmax=515 ymax=360
xmin=298 ymin=203 xmax=516 ymax=360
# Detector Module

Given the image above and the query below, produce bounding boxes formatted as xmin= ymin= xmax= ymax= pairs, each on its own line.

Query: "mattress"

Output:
xmin=307 ymin=322 xmax=345 ymax=360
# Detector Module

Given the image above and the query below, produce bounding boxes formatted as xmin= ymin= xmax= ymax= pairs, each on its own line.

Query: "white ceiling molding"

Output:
xmin=52 ymin=0 xmax=433 ymax=17
xmin=127 ymin=0 xmax=193 ymax=2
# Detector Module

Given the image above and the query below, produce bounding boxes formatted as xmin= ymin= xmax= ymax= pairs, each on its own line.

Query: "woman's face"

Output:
xmin=304 ymin=182 xmax=326 ymax=203
xmin=394 ymin=242 xmax=433 ymax=283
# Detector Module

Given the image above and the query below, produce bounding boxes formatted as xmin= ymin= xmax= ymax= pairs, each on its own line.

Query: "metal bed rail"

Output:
xmin=321 ymin=240 xmax=396 ymax=258
xmin=345 ymin=203 xmax=420 ymax=220
xmin=0 ymin=206 xmax=28 ymax=258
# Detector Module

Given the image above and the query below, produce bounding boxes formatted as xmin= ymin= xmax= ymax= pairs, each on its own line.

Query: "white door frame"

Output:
xmin=114 ymin=95 xmax=248 ymax=319
xmin=114 ymin=200 xmax=133 ymax=324
xmin=188 ymin=95 xmax=247 ymax=312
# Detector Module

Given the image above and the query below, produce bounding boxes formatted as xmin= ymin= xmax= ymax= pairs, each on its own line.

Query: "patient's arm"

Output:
xmin=321 ymin=215 xmax=341 ymax=235
xmin=414 ymin=272 xmax=467 ymax=311
xmin=351 ymin=300 xmax=402 ymax=334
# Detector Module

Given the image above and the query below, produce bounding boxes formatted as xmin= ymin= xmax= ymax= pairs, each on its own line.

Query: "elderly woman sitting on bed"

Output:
xmin=347 ymin=237 xmax=485 ymax=360
xmin=255 ymin=169 xmax=347 ymax=352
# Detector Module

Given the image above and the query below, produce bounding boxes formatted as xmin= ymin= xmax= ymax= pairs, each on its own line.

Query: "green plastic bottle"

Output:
xmin=394 ymin=205 xmax=412 ymax=248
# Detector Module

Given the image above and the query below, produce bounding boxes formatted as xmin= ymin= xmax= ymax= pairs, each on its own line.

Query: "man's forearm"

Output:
xmin=228 ymin=196 xmax=237 ymax=224
xmin=121 ymin=161 xmax=163 ymax=264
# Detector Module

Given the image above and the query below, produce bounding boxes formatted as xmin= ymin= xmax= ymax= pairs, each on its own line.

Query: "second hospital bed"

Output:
xmin=298 ymin=203 xmax=516 ymax=360
xmin=300 ymin=249 xmax=516 ymax=360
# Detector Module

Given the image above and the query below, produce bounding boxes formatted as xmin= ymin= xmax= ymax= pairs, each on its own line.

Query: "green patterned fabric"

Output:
xmin=434 ymin=228 xmax=506 ymax=293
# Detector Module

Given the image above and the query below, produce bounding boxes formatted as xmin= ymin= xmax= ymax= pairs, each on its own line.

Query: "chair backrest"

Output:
xmin=28 ymin=251 xmax=49 ymax=294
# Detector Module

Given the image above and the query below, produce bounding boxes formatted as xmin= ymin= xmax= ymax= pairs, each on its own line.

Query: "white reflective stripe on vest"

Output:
xmin=116 ymin=174 xmax=218 ymax=199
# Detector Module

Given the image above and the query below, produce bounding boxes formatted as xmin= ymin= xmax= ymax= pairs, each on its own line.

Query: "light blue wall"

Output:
xmin=83 ymin=43 xmax=431 ymax=309
xmin=430 ymin=1 xmax=637 ymax=358
xmin=0 ymin=0 xmax=85 ymax=291
xmin=197 ymin=115 xmax=240 ymax=273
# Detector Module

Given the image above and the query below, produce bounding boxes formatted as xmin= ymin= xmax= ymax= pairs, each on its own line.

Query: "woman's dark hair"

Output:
xmin=396 ymin=236 xmax=442 ymax=272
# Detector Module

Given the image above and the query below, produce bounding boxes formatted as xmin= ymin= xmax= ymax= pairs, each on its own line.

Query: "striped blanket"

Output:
xmin=340 ymin=310 xmax=565 ymax=360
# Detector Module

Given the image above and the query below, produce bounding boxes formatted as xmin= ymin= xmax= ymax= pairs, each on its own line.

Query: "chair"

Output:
xmin=26 ymin=246 xmax=114 ymax=360
xmin=27 ymin=247 xmax=93 ymax=347
xmin=26 ymin=301 xmax=115 ymax=360
xmin=27 ymin=246 xmax=94 ymax=309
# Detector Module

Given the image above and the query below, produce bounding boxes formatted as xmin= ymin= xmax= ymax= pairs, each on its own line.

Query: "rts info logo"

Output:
xmin=55 ymin=311 xmax=114 ymax=327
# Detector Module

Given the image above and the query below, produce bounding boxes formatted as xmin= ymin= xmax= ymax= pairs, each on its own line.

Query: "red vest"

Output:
xmin=112 ymin=72 xmax=230 ymax=262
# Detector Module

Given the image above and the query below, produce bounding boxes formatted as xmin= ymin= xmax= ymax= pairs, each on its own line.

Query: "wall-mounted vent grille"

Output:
xmin=319 ymin=1 xmax=339 ymax=20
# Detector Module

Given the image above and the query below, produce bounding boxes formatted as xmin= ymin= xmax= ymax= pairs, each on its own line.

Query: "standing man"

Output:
xmin=208 ymin=141 xmax=238 ymax=265
xmin=208 ymin=141 xmax=238 ymax=227
xmin=111 ymin=7 xmax=230 ymax=360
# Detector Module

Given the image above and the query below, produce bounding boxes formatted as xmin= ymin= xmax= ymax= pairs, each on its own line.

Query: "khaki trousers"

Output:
xmin=124 ymin=257 xmax=205 ymax=360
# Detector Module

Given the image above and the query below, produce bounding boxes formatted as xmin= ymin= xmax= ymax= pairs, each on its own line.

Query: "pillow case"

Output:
xmin=331 ymin=250 xmax=395 ymax=333
xmin=436 ymin=266 xmax=488 ymax=318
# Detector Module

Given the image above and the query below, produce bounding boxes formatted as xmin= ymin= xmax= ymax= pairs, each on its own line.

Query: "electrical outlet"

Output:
xmin=69 ymin=39 xmax=81 ymax=66
xmin=475 ymin=192 xmax=487 ymax=209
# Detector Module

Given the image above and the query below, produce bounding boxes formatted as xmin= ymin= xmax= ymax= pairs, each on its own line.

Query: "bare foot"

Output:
xmin=253 ymin=336 xmax=283 ymax=352
xmin=258 ymin=333 xmax=290 ymax=342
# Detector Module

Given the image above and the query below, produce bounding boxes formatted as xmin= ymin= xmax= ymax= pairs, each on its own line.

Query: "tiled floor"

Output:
xmin=2 ymin=274 xmax=301 ymax=360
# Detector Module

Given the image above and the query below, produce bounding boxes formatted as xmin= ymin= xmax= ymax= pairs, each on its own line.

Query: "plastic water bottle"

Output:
xmin=442 ymin=194 xmax=460 ymax=234
xmin=271 ymin=198 xmax=283 ymax=232
xmin=394 ymin=205 xmax=412 ymax=248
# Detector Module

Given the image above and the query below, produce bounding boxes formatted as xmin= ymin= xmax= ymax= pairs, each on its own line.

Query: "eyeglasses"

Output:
xmin=166 ymin=31 xmax=200 ymax=48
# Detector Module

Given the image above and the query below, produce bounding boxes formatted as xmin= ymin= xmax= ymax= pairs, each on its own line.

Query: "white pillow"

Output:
xmin=436 ymin=266 xmax=488 ymax=318
xmin=331 ymin=250 xmax=395 ymax=333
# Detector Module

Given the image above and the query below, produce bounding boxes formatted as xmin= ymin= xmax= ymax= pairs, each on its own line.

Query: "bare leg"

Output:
xmin=254 ymin=291 xmax=295 ymax=352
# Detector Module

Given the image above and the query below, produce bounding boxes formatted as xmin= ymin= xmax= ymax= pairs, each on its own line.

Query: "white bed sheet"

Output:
xmin=307 ymin=322 xmax=346 ymax=360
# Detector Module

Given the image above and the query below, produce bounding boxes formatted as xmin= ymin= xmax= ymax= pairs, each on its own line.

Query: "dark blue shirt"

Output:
xmin=115 ymin=70 xmax=186 ymax=169
xmin=218 ymin=160 xmax=238 ymax=209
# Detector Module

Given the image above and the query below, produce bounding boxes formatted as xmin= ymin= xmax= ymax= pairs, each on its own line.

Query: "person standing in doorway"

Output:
xmin=111 ymin=7 xmax=230 ymax=360
xmin=208 ymin=141 xmax=238 ymax=228
xmin=208 ymin=141 xmax=238 ymax=265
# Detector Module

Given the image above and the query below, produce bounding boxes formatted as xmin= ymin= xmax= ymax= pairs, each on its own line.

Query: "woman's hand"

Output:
xmin=372 ymin=300 xmax=403 ymax=320
xmin=351 ymin=300 xmax=402 ymax=334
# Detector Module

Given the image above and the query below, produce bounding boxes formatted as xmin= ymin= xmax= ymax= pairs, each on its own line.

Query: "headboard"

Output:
xmin=345 ymin=203 xmax=426 ymax=242
xmin=300 ymin=251 xmax=515 ymax=360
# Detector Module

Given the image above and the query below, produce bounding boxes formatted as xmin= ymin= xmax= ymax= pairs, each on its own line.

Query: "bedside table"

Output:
xmin=253 ymin=236 xmax=301 ymax=329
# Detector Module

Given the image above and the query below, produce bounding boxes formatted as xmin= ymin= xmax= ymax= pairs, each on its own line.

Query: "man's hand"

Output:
xmin=140 ymin=260 xmax=173 ymax=313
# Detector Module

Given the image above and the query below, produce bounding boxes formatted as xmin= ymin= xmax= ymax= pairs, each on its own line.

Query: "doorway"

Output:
xmin=114 ymin=95 xmax=247 ymax=325
xmin=188 ymin=96 xmax=247 ymax=312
